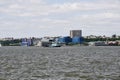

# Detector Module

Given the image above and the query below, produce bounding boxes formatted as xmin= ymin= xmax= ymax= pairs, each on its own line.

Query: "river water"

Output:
xmin=0 ymin=46 xmax=120 ymax=80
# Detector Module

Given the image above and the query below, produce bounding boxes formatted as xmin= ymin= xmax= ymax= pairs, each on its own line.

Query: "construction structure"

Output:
xmin=70 ymin=30 xmax=82 ymax=38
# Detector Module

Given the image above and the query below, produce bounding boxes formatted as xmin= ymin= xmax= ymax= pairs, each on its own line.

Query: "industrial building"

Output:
xmin=70 ymin=30 xmax=82 ymax=38
xmin=70 ymin=30 xmax=84 ymax=44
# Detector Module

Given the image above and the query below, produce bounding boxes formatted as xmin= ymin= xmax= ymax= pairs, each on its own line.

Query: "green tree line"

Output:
xmin=0 ymin=39 xmax=21 ymax=46
xmin=84 ymin=37 xmax=120 ymax=42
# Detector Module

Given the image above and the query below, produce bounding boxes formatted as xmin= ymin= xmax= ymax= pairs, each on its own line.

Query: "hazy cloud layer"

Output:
xmin=0 ymin=0 xmax=120 ymax=37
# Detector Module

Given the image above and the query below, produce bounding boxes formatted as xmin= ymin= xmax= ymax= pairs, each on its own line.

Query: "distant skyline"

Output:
xmin=0 ymin=0 xmax=120 ymax=38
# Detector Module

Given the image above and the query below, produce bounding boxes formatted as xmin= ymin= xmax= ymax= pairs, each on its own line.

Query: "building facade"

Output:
xmin=70 ymin=30 xmax=82 ymax=38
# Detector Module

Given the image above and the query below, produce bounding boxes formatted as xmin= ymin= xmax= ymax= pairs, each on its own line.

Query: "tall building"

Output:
xmin=70 ymin=30 xmax=82 ymax=38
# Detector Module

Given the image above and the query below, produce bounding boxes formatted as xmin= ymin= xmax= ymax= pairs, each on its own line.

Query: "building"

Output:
xmin=70 ymin=30 xmax=82 ymax=38
xmin=2 ymin=37 xmax=14 ymax=41
xmin=72 ymin=37 xmax=84 ymax=44
xmin=21 ymin=38 xmax=33 ymax=46
xmin=36 ymin=41 xmax=51 ymax=47
xmin=88 ymin=41 xmax=108 ymax=46
xmin=57 ymin=36 xmax=72 ymax=44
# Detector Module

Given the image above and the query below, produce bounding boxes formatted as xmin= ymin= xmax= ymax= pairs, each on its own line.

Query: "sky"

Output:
xmin=0 ymin=0 xmax=120 ymax=38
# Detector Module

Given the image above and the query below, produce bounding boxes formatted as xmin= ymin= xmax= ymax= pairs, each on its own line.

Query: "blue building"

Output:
xmin=21 ymin=38 xmax=33 ymax=46
xmin=57 ymin=36 xmax=72 ymax=44
xmin=27 ymin=39 xmax=33 ymax=46
xmin=72 ymin=37 xmax=84 ymax=44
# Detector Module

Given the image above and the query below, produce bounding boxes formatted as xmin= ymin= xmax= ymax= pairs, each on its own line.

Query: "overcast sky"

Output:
xmin=0 ymin=0 xmax=120 ymax=38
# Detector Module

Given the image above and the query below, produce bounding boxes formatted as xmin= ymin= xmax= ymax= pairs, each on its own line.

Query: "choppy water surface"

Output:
xmin=0 ymin=46 xmax=120 ymax=80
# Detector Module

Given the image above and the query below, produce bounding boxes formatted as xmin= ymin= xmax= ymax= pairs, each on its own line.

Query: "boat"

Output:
xmin=50 ymin=42 xmax=61 ymax=47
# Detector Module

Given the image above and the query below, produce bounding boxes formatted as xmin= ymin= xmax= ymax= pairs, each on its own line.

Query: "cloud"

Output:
xmin=0 ymin=0 xmax=120 ymax=37
xmin=0 ymin=0 xmax=119 ymax=16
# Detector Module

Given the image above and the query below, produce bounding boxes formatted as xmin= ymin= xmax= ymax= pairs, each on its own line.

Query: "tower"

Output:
xmin=70 ymin=30 xmax=82 ymax=38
